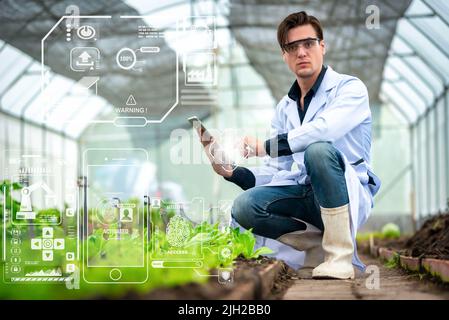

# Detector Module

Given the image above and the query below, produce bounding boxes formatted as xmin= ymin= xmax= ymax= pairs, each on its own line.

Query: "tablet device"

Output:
xmin=187 ymin=116 xmax=213 ymax=147
xmin=188 ymin=116 xmax=235 ymax=168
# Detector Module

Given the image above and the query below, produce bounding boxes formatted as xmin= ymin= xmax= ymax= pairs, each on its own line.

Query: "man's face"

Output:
xmin=282 ymin=24 xmax=325 ymax=79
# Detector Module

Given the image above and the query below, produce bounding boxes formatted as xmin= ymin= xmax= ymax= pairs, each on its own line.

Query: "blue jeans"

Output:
xmin=232 ymin=142 xmax=350 ymax=240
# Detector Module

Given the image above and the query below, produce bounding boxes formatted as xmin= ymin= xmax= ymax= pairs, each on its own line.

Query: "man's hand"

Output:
xmin=203 ymin=138 xmax=234 ymax=178
xmin=240 ymin=136 xmax=267 ymax=158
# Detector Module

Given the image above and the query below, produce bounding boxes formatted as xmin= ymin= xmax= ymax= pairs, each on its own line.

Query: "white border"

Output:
xmin=82 ymin=148 xmax=149 ymax=284
xmin=41 ymin=16 xmax=179 ymax=126
xmin=149 ymin=197 xmax=205 ymax=268
xmin=2 ymin=152 xmax=80 ymax=284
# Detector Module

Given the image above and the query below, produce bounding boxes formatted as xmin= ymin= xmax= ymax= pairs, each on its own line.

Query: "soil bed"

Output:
xmin=359 ymin=213 xmax=449 ymax=285
xmin=362 ymin=214 xmax=449 ymax=261
xmin=102 ymin=256 xmax=296 ymax=300
xmin=404 ymin=214 xmax=449 ymax=260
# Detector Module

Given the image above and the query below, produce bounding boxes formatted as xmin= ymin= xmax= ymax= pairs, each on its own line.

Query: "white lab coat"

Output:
xmin=236 ymin=66 xmax=381 ymax=271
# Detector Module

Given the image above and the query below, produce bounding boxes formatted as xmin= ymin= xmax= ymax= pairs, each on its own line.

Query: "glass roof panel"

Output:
xmin=0 ymin=46 xmax=32 ymax=94
xmin=386 ymin=57 xmax=434 ymax=105
xmin=405 ymin=0 xmax=433 ymax=15
xmin=396 ymin=19 xmax=449 ymax=82
xmin=394 ymin=80 xmax=427 ymax=114
xmin=412 ymin=17 xmax=449 ymax=58
xmin=381 ymin=82 xmax=419 ymax=123
xmin=24 ymin=76 xmax=73 ymax=120
xmin=403 ymin=56 xmax=443 ymax=94
xmin=2 ymin=74 xmax=41 ymax=115
xmin=389 ymin=37 xmax=414 ymax=55
xmin=425 ymin=0 xmax=449 ymax=22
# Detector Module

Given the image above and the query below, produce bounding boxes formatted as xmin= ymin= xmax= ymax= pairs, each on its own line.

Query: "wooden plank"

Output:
xmin=282 ymin=254 xmax=449 ymax=300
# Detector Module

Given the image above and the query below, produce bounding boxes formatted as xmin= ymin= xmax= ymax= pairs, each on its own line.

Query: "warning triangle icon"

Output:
xmin=126 ymin=94 xmax=137 ymax=105
xmin=45 ymin=230 xmax=51 ymax=236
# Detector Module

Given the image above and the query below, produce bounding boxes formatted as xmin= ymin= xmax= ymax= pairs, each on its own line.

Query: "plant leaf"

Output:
xmin=252 ymin=246 xmax=274 ymax=258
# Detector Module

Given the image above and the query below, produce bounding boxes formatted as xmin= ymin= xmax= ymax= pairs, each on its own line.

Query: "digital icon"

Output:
xmin=31 ymin=227 xmax=65 ymax=261
xmin=11 ymin=257 xmax=21 ymax=264
xmin=119 ymin=209 xmax=133 ymax=221
xmin=66 ymin=264 xmax=76 ymax=273
xmin=184 ymin=53 xmax=216 ymax=86
xmin=11 ymin=229 xmax=21 ymax=237
xmin=184 ymin=16 xmax=216 ymax=50
xmin=11 ymin=265 xmax=21 ymax=273
xmin=218 ymin=268 xmax=234 ymax=284
xmin=116 ymin=47 xmax=137 ymax=70
xmin=25 ymin=268 xmax=62 ymax=277
xmin=95 ymin=198 xmax=118 ymax=225
xmin=110 ymin=268 xmax=122 ymax=281
xmin=118 ymin=203 xmax=135 ymax=222
xmin=217 ymin=200 xmax=233 ymax=232
xmin=66 ymin=208 xmax=75 ymax=217
xmin=126 ymin=94 xmax=137 ymax=106
xmin=76 ymin=25 xmax=96 ymax=40
xmin=31 ymin=238 xmax=42 ymax=249
xmin=66 ymin=252 xmax=75 ymax=261
xmin=67 ymin=226 xmax=77 ymax=238
xmin=73 ymin=76 xmax=99 ymax=96
xmin=54 ymin=239 xmax=65 ymax=250
xmin=16 ymin=181 xmax=55 ymax=220
xmin=42 ymin=250 xmax=53 ymax=261
xmin=70 ymin=47 xmax=100 ymax=72
xmin=11 ymin=248 xmax=21 ymax=255
xmin=137 ymin=25 xmax=164 ymax=38
xmin=11 ymin=238 xmax=21 ymax=246
xmin=166 ymin=215 xmax=191 ymax=247
xmin=116 ymin=46 xmax=161 ymax=71
xmin=43 ymin=227 xmax=53 ymax=238
xmin=43 ymin=239 xmax=53 ymax=249
xmin=219 ymin=246 xmax=232 ymax=262
xmin=151 ymin=198 xmax=161 ymax=208
xmin=66 ymin=25 xmax=72 ymax=42
xmin=190 ymin=21 xmax=211 ymax=35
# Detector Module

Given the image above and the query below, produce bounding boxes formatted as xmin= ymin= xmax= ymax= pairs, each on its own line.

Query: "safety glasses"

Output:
xmin=283 ymin=37 xmax=321 ymax=54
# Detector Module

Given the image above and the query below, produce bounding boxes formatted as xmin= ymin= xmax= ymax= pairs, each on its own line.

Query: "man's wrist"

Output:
xmin=264 ymin=133 xmax=293 ymax=157
xmin=257 ymin=140 xmax=267 ymax=156
xmin=264 ymin=139 xmax=271 ymax=156
xmin=223 ymin=166 xmax=256 ymax=190
xmin=225 ymin=164 xmax=237 ymax=178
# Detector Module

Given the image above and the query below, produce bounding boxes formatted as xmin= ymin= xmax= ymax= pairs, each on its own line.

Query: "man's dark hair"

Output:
xmin=277 ymin=11 xmax=324 ymax=51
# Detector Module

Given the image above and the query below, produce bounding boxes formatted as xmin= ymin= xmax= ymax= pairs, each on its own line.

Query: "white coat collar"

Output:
xmin=285 ymin=66 xmax=341 ymax=126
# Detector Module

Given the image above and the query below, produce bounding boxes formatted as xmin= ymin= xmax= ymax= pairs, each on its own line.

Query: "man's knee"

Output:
xmin=231 ymin=189 xmax=260 ymax=230
xmin=304 ymin=142 xmax=342 ymax=172
xmin=304 ymin=142 xmax=334 ymax=162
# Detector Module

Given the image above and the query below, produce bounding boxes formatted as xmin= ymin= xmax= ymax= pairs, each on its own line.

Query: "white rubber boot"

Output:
xmin=277 ymin=219 xmax=324 ymax=279
xmin=312 ymin=204 xmax=355 ymax=280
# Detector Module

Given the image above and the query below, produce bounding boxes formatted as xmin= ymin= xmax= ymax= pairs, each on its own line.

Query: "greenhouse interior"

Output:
xmin=1 ymin=0 xmax=449 ymax=303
